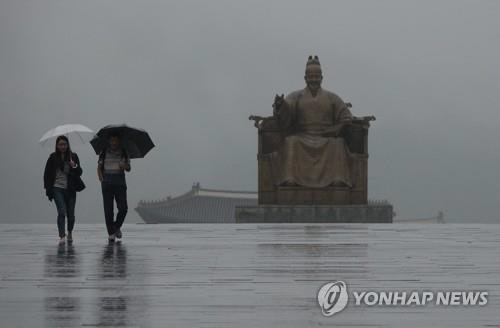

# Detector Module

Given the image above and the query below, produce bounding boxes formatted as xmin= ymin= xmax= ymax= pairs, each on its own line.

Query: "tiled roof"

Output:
xmin=135 ymin=183 xmax=257 ymax=223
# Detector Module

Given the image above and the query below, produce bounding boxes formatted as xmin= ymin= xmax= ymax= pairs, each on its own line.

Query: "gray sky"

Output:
xmin=1 ymin=0 xmax=499 ymax=223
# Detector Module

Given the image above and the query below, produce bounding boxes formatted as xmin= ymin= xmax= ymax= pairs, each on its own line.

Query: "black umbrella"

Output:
xmin=90 ymin=124 xmax=155 ymax=159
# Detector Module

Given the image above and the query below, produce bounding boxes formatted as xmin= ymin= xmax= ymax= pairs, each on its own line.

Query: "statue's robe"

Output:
xmin=270 ymin=87 xmax=353 ymax=188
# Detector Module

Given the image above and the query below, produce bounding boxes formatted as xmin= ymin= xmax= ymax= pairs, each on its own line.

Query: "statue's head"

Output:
xmin=304 ymin=55 xmax=322 ymax=93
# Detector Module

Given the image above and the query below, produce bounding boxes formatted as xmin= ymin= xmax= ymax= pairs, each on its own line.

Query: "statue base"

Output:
xmin=235 ymin=204 xmax=393 ymax=223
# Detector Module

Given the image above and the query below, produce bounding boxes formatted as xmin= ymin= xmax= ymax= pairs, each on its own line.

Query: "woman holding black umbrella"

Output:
xmin=43 ymin=135 xmax=85 ymax=244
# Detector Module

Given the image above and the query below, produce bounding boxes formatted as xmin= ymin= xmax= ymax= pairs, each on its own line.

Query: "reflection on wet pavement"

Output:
xmin=100 ymin=242 xmax=127 ymax=279
xmin=0 ymin=223 xmax=499 ymax=327
xmin=96 ymin=243 xmax=129 ymax=327
xmin=44 ymin=296 xmax=80 ymax=327
xmin=45 ymin=243 xmax=79 ymax=278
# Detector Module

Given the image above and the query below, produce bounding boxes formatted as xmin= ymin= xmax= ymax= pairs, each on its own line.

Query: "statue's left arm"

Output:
xmin=336 ymin=101 xmax=353 ymax=124
xmin=327 ymin=94 xmax=353 ymax=137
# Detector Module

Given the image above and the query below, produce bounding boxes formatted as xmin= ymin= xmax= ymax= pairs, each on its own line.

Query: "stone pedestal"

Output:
xmin=235 ymin=204 xmax=393 ymax=223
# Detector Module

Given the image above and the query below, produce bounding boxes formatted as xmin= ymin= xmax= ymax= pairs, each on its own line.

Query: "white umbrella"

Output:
xmin=39 ymin=124 xmax=95 ymax=147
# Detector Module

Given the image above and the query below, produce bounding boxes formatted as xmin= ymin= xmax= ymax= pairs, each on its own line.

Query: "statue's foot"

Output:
xmin=329 ymin=180 xmax=352 ymax=188
xmin=280 ymin=180 xmax=299 ymax=187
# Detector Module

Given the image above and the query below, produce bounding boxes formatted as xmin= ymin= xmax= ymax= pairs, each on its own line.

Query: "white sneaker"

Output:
xmin=59 ymin=236 xmax=66 ymax=244
xmin=108 ymin=234 xmax=116 ymax=242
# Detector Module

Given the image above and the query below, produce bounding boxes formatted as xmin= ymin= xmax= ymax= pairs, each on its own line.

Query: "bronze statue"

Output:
xmin=249 ymin=56 xmax=375 ymax=205
xmin=270 ymin=56 xmax=353 ymax=188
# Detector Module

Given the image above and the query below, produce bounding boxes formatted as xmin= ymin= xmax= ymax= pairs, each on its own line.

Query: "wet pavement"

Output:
xmin=0 ymin=223 xmax=499 ymax=327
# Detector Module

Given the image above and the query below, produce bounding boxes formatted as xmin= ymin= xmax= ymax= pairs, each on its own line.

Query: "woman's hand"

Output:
xmin=45 ymin=188 xmax=54 ymax=202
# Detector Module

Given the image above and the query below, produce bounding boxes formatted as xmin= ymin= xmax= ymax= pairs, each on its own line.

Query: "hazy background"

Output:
xmin=0 ymin=0 xmax=499 ymax=223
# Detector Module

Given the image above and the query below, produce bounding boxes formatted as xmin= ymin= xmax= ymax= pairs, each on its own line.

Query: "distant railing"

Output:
xmin=138 ymin=198 xmax=392 ymax=208
xmin=367 ymin=199 xmax=390 ymax=205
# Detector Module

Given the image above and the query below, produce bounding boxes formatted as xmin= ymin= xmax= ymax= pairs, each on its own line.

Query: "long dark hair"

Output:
xmin=54 ymin=135 xmax=72 ymax=170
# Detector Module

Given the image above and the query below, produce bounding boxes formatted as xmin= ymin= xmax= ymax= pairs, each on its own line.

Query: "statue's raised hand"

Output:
xmin=273 ymin=94 xmax=285 ymax=116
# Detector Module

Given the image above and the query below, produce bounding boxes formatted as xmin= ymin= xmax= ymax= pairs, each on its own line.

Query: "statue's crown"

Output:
xmin=306 ymin=55 xmax=321 ymax=66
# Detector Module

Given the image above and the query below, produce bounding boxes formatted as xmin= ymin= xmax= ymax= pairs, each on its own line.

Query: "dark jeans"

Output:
xmin=101 ymin=183 xmax=128 ymax=235
xmin=53 ymin=187 xmax=76 ymax=238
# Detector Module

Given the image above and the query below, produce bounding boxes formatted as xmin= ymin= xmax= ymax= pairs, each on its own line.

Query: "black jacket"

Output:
xmin=43 ymin=152 xmax=83 ymax=193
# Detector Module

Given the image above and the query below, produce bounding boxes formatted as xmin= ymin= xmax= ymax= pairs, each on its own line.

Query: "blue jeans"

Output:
xmin=53 ymin=187 xmax=76 ymax=238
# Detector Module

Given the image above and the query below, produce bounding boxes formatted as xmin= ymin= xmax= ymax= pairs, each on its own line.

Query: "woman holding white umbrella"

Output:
xmin=40 ymin=124 xmax=92 ymax=244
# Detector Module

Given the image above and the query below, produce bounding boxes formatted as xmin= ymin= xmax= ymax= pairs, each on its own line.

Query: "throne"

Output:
xmin=250 ymin=108 xmax=374 ymax=206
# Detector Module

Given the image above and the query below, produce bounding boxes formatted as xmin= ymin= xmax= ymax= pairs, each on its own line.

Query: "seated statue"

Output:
xmin=270 ymin=55 xmax=353 ymax=188
xmin=249 ymin=56 xmax=374 ymax=205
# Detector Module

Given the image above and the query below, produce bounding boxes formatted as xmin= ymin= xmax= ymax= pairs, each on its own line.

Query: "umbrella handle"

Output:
xmin=69 ymin=151 xmax=75 ymax=167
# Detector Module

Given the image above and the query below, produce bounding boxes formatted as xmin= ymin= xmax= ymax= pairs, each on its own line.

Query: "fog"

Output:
xmin=1 ymin=0 xmax=499 ymax=223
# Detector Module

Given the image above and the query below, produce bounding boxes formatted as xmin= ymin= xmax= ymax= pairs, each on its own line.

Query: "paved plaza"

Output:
xmin=0 ymin=223 xmax=499 ymax=327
